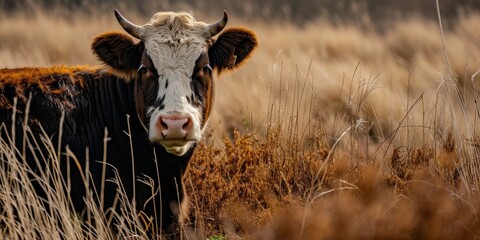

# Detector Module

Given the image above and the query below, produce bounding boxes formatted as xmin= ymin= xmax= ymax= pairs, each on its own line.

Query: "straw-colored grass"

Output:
xmin=1 ymin=7 xmax=480 ymax=239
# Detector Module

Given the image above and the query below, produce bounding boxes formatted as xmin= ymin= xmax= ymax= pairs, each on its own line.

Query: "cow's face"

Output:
xmin=92 ymin=10 xmax=257 ymax=156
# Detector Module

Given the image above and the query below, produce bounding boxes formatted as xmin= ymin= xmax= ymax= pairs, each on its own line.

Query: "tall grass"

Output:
xmin=0 ymin=107 xmax=153 ymax=239
xmin=1 ymin=7 xmax=480 ymax=239
xmin=187 ymin=9 xmax=480 ymax=239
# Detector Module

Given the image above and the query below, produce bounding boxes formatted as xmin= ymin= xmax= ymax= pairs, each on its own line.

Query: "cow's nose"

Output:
xmin=157 ymin=114 xmax=193 ymax=139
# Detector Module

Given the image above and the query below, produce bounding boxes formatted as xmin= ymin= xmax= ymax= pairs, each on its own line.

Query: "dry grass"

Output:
xmin=1 ymin=7 xmax=480 ymax=239
xmin=0 ymin=113 xmax=153 ymax=239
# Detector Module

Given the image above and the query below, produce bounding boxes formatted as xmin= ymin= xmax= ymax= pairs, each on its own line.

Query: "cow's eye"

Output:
xmin=138 ymin=64 xmax=147 ymax=74
xmin=138 ymin=64 xmax=159 ymax=79
xmin=202 ymin=64 xmax=212 ymax=73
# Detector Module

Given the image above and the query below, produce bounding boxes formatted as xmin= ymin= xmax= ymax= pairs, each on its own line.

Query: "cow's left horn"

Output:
xmin=114 ymin=9 xmax=142 ymax=39
xmin=207 ymin=10 xmax=228 ymax=37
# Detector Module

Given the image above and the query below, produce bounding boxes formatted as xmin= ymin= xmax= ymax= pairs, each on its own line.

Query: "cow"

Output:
xmin=0 ymin=9 xmax=257 ymax=237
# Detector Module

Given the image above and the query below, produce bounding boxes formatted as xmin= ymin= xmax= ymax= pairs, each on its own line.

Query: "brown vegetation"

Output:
xmin=1 ymin=5 xmax=480 ymax=240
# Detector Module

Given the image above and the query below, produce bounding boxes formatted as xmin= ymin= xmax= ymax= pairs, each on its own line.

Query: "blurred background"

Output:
xmin=2 ymin=0 xmax=480 ymax=25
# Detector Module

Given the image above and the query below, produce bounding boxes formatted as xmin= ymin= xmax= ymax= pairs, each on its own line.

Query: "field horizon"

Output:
xmin=1 ymin=4 xmax=480 ymax=239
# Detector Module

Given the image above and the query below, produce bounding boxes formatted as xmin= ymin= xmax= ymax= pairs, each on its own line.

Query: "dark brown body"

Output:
xmin=0 ymin=66 xmax=191 ymax=234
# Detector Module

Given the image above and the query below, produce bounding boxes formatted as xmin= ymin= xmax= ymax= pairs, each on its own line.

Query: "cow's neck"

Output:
xmin=82 ymin=72 xmax=140 ymax=134
xmin=82 ymin=71 xmax=194 ymax=169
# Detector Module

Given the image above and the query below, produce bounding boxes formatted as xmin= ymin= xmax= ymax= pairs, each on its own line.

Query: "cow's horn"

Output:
xmin=114 ymin=9 xmax=142 ymax=39
xmin=207 ymin=10 xmax=228 ymax=37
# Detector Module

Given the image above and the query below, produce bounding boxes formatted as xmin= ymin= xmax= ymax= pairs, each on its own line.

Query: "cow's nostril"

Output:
xmin=182 ymin=118 xmax=190 ymax=130
xmin=160 ymin=118 xmax=169 ymax=129
xmin=157 ymin=114 xmax=191 ymax=139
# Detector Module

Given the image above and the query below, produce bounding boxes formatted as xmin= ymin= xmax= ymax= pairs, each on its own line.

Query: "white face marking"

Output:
xmin=138 ymin=12 xmax=210 ymax=156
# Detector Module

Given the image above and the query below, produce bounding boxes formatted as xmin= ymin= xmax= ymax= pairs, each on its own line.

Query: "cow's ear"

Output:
xmin=91 ymin=31 xmax=144 ymax=80
xmin=209 ymin=28 xmax=258 ymax=74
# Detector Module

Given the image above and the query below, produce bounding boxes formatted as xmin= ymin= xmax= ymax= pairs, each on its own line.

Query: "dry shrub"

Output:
xmin=186 ymin=114 xmax=479 ymax=239
xmin=185 ymin=126 xmax=330 ymax=237
xmin=228 ymin=135 xmax=475 ymax=239
xmin=257 ymin=170 xmax=477 ymax=240
xmin=188 ymin=127 xmax=479 ymax=239
xmin=389 ymin=146 xmax=433 ymax=183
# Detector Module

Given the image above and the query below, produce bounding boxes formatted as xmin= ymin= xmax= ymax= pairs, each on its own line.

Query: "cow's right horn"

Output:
xmin=114 ymin=9 xmax=142 ymax=39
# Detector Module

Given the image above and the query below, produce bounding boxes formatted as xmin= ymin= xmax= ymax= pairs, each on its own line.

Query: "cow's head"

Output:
xmin=92 ymin=10 xmax=257 ymax=156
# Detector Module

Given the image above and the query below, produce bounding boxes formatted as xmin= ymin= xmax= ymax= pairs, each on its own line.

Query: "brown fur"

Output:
xmin=0 ymin=66 xmax=93 ymax=86
xmin=0 ymin=66 xmax=97 ymax=110
xmin=91 ymin=31 xmax=144 ymax=81
xmin=209 ymin=27 xmax=259 ymax=73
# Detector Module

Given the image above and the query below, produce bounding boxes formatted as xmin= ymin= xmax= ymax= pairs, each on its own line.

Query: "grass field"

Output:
xmin=1 ymin=5 xmax=480 ymax=239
